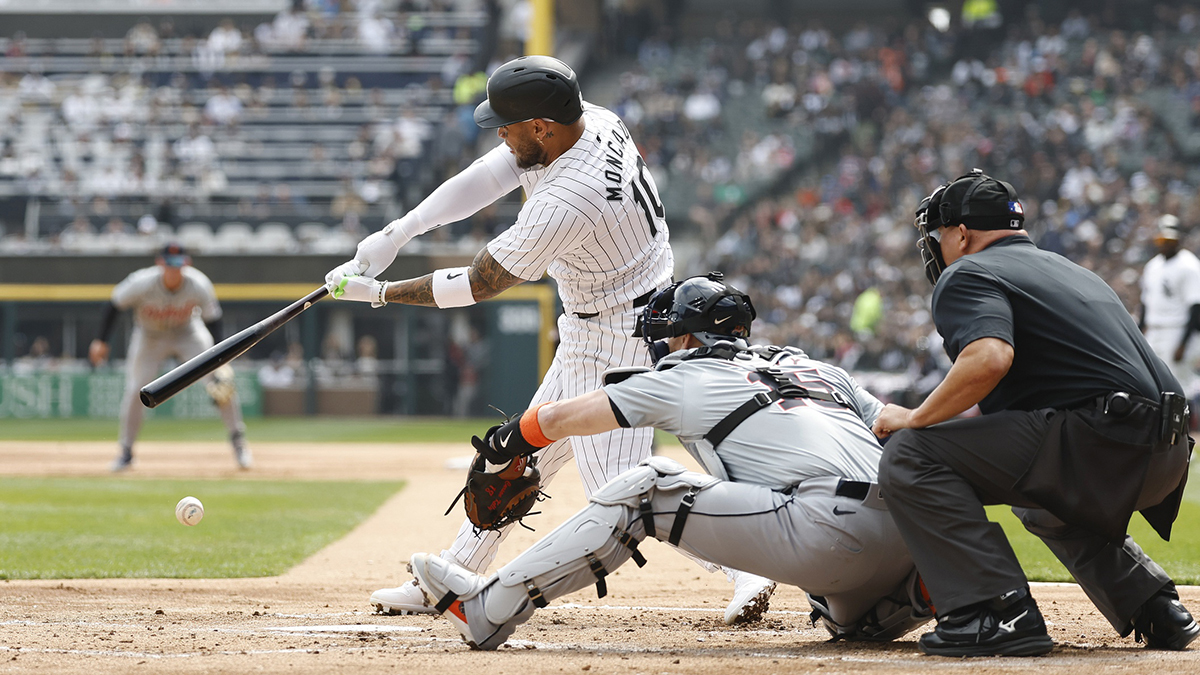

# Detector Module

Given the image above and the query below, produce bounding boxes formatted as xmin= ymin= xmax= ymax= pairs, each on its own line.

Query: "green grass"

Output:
xmin=0 ymin=416 xmax=498 ymax=443
xmin=0 ymin=477 xmax=402 ymax=579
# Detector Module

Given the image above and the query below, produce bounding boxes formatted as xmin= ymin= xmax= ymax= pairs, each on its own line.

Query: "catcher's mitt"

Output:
xmin=446 ymin=453 xmax=544 ymax=531
xmin=206 ymin=365 xmax=236 ymax=406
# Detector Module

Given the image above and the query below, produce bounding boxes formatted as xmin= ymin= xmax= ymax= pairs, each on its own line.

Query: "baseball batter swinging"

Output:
xmin=324 ymin=56 xmax=776 ymax=622
xmin=405 ymin=274 xmax=933 ymax=650
xmin=89 ymin=243 xmax=251 ymax=472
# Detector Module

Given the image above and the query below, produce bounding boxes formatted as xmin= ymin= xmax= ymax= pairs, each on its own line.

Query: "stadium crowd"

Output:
xmin=5 ymin=1 xmax=1200 ymax=394
xmin=630 ymin=4 xmax=1200 ymax=395
xmin=0 ymin=0 xmax=497 ymax=246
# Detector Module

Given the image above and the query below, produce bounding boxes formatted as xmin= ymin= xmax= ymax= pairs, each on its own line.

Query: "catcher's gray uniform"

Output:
xmin=421 ymin=345 xmax=929 ymax=645
xmin=110 ymin=266 xmax=245 ymax=454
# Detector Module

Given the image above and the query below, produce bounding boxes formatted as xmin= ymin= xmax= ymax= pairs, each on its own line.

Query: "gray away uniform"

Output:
xmin=111 ymin=266 xmax=245 ymax=452
xmin=458 ymin=345 xmax=929 ymax=644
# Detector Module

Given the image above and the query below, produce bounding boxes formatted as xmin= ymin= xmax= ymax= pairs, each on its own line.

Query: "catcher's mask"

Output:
xmin=914 ymin=182 xmax=951 ymax=285
xmin=632 ymin=272 xmax=756 ymax=363
xmin=916 ymin=168 xmax=1025 ymax=285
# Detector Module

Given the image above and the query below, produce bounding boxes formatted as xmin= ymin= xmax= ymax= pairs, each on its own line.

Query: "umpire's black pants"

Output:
xmin=879 ymin=409 xmax=1172 ymax=634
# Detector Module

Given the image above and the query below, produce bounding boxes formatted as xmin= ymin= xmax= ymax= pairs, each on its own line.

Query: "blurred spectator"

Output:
xmin=357 ymin=10 xmax=396 ymax=53
xmin=207 ymin=18 xmax=244 ymax=54
xmin=13 ymin=336 xmax=54 ymax=376
xmin=356 ymin=335 xmax=379 ymax=376
xmin=204 ymin=84 xmax=243 ymax=126
xmin=125 ymin=18 xmax=160 ymax=55
xmin=269 ymin=3 xmax=310 ymax=52
xmin=258 ymin=350 xmax=297 ymax=388
xmin=18 ymin=65 xmax=55 ymax=102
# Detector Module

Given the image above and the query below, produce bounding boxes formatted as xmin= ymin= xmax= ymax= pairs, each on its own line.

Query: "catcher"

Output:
xmin=89 ymin=243 xmax=252 ymax=471
xmin=411 ymin=273 xmax=933 ymax=650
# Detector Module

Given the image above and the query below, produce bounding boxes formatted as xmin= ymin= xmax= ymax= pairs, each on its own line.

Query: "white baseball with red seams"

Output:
xmin=175 ymin=496 xmax=204 ymax=526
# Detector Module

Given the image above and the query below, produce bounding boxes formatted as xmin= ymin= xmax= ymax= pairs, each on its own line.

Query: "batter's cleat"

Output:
xmin=370 ymin=579 xmax=437 ymax=616
xmin=918 ymin=587 xmax=1054 ymax=657
xmin=408 ymin=552 xmax=533 ymax=650
xmin=234 ymin=444 xmax=253 ymax=470
xmin=109 ymin=454 xmax=134 ymax=473
xmin=725 ymin=571 xmax=776 ymax=625
xmin=1132 ymin=583 xmax=1200 ymax=650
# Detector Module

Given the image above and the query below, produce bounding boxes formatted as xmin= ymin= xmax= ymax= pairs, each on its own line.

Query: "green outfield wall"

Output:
xmin=0 ymin=372 xmax=261 ymax=419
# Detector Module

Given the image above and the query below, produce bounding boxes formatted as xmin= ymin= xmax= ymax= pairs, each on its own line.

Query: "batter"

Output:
xmin=324 ymin=56 xmax=776 ymax=622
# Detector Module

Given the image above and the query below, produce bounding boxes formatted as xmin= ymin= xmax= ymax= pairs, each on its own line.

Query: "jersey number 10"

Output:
xmin=632 ymin=156 xmax=664 ymax=237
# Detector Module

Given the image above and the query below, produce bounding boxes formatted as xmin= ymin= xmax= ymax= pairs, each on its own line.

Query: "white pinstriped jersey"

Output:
xmin=111 ymin=266 xmax=221 ymax=333
xmin=1141 ymin=249 xmax=1200 ymax=328
xmin=483 ymin=103 xmax=674 ymax=315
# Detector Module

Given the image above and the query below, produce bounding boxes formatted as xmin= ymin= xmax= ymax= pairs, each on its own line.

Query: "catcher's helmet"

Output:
xmin=634 ymin=272 xmax=756 ymax=348
xmin=474 ymin=56 xmax=585 ymax=129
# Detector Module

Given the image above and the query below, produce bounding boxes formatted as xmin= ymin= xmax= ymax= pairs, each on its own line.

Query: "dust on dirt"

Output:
xmin=1 ymin=440 xmax=1197 ymax=674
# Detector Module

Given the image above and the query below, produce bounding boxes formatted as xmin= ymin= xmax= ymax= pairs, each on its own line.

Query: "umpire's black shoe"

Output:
xmin=1132 ymin=583 xmax=1200 ymax=650
xmin=918 ymin=587 xmax=1054 ymax=657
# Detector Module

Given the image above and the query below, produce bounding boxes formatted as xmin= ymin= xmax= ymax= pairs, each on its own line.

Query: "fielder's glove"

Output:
xmin=206 ymin=364 xmax=237 ymax=406
xmin=447 ymin=453 xmax=544 ymax=531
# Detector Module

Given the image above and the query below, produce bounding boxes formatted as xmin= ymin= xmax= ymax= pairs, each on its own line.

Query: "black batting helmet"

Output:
xmin=634 ymin=272 xmax=756 ymax=347
xmin=474 ymin=56 xmax=585 ymax=129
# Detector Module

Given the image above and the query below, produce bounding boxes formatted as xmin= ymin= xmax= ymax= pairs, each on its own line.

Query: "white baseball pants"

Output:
xmin=1145 ymin=325 xmax=1200 ymax=398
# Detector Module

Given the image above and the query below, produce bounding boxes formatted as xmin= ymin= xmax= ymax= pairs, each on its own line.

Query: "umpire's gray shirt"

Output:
xmin=604 ymin=347 xmax=884 ymax=489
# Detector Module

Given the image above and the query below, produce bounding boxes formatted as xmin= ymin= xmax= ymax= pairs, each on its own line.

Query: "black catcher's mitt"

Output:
xmin=447 ymin=453 xmax=543 ymax=531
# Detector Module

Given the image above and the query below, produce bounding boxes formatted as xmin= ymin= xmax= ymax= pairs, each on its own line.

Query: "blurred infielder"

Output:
xmin=1141 ymin=215 xmax=1200 ymax=405
xmin=89 ymin=243 xmax=251 ymax=472
xmin=324 ymin=56 xmax=776 ymax=622
xmin=407 ymin=274 xmax=932 ymax=650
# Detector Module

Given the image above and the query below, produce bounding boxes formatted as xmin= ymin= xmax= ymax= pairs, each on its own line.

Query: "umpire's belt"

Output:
xmin=573 ymin=288 xmax=656 ymax=319
xmin=789 ymin=476 xmax=888 ymax=511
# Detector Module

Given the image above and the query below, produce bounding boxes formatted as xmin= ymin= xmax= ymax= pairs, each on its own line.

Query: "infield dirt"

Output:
xmin=1 ymin=439 xmax=1198 ymax=674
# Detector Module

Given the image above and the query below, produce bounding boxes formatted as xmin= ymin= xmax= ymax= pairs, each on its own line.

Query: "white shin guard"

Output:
xmin=485 ymin=457 xmax=716 ymax=626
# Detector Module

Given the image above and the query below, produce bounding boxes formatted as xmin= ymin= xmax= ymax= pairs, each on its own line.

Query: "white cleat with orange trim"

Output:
xmin=408 ymin=552 xmax=534 ymax=650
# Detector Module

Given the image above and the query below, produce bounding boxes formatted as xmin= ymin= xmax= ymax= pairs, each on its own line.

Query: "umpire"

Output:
xmin=872 ymin=170 xmax=1197 ymax=657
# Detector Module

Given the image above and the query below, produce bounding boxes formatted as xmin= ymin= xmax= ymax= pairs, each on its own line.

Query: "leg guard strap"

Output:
xmin=613 ymin=527 xmax=647 ymax=567
xmin=525 ymin=580 xmax=548 ymax=608
xmin=586 ymin=553 xmax=609 ymax=599
xmin=668 ymin=488 xmax=698 ymax=546
xmin=434 ymin=591 xmax=459 ymax=614
xmin=638 ymin=497 xmax=656 ymax=539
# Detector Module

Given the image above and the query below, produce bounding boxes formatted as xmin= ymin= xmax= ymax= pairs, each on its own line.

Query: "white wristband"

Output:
xmin=432 ymin=267 xmax=475 ymax=308
xmin=382 ymin=211 xmax=427 ymax=250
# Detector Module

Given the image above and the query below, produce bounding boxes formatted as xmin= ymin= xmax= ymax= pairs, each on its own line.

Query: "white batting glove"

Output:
xmin=325 ymin=259 xmax=368 ymax=298
xmin=329 ymin=275 xmax=388 ymax=308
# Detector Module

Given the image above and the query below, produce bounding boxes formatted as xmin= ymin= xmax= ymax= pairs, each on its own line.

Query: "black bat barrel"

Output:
xmin=139 ymin=286 xmax=328 ymax=408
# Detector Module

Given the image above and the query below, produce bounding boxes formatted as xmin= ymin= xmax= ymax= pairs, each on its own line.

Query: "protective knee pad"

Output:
xmin=590 ymin=456 xmax=719 ymax=509
xmin=808 ymin=569 xmax=934 ymax=642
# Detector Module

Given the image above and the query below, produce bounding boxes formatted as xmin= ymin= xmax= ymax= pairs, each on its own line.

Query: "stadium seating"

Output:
xmin=0 ymin=7 xmax=491 ymax=254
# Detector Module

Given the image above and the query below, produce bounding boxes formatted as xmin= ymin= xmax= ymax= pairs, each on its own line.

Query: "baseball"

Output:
xmin=175 ymin=496 xmax=204 ymax=526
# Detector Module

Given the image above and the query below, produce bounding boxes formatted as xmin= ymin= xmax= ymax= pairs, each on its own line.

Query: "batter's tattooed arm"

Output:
xmin=469 ymin=248 xmax=524 ymax=301
xmin=383 ymin=276 xmax=436 ymax=306
xmin=382 ymin=249 xmax=522 ymax=306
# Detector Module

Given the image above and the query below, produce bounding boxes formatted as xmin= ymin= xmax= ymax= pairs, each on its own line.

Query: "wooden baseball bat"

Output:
xmin=140 ymin=286 xmax=329 ymax=408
